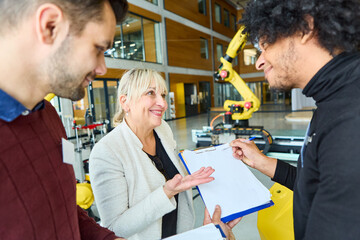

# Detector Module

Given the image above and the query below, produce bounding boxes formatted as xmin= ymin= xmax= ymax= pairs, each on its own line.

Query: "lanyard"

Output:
xmin=301 ymin=122 xmax=316 ymax=168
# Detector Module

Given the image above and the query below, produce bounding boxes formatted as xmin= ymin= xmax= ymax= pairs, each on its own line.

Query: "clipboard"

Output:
xmin=179 ymin=143 xmax=274 ymax=222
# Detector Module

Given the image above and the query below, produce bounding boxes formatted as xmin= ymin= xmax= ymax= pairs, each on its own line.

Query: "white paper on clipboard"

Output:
xmin=179 ymin=143 xmax=273 ymax=222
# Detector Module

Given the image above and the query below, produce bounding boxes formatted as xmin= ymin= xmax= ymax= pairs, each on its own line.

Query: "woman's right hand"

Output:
xmin=163 ymin=167 xmax=215 ymax=198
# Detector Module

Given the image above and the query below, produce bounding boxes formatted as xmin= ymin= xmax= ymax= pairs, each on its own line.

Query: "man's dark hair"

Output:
xmin=0 ymin=0 xmax=128 ymax=35
xmin=240 ymin=0 xmax=360 ymax=54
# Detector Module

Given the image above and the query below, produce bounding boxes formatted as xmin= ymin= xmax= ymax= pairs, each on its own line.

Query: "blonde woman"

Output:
xmin=89 ymin=69 xmax=215 ymax=240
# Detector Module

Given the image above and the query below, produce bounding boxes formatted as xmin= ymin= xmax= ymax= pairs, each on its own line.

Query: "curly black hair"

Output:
xmin=239 ymin=0 xmax=360 ymax=54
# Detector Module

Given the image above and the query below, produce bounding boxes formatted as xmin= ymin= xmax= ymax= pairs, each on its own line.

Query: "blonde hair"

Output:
xmin=113 ymin=68 xmax=168 ymax=127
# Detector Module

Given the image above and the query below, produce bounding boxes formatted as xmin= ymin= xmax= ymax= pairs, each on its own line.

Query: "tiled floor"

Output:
xmin=167 ymin=106 xmax=311 ymax=240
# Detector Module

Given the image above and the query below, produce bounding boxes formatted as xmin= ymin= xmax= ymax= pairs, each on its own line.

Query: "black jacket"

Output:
xmin=272 ymin=52 xmax=360 ymax=240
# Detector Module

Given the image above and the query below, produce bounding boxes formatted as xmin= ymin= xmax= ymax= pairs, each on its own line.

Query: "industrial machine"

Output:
xmin=194 ymin=27 xmax=274 ymax=153
xmin=214 ymin=26 xmax=260 ymax=123
xmin=193 ymin=27 xmax=304 ymax=159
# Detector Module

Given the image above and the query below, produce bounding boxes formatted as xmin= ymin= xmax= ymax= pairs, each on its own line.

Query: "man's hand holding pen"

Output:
xmin=230 ymin=138 xmax=277 ymax=178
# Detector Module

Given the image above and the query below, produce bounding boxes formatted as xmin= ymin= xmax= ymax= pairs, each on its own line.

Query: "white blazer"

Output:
xmin=89 ymin=120 xmax=195 ymax=240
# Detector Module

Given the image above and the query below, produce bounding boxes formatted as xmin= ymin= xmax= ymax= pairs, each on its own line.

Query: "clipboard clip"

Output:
xmin=221 ymin=146 xmax=231 ymax=151
xmin=195 ymin=146 xmax=217 ymax=154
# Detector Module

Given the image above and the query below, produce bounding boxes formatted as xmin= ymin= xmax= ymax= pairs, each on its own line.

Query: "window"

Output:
xmin=143 ymin=18 xmax=162 ymax=63
xmin=231 ymin=14 xmax=237 ymax=31
xmin=198 ymin=0 xmax=206 ymax=15
xmin=122 ymin=15 xmax=144 ymax=61
xmin=233 ymin=56 xmax=238 ymax=67
xmin=224 ymin=9 xmax=230 ymax=27
xmin=145 ymin=0 xmax=158 ymax=5
xmin=216 ymin=43 xmax=223 ymax=60
xmin=243 ymin=48 xmax=258 ymax=66
xmin=200 ymin=38 xmax=209 ymax=59
xmin=89 ymin=79 xmax=119 ymax=131
xmin=214 ymin=4 xmax=221 ymax=23
xmin=105 ymin=13 xmax=162 ymax=63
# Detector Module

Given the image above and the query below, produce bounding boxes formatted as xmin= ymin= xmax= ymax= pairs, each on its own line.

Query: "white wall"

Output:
xmin=291 ymin=88 xmax=316 ymax=110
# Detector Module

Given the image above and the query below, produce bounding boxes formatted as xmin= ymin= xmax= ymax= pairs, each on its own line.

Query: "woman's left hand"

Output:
xmin=163 ymin=167 xmax=215 ymax=198
xmin=203 ymin=205 xmax=242 ymax=240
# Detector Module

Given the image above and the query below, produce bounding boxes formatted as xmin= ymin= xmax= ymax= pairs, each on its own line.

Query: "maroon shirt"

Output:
xmin=0 ymin=101 xmax=117 ymax=240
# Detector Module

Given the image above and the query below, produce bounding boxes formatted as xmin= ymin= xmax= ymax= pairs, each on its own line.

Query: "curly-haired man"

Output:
xmin=231 ymin=0 xmax=360 ymax=239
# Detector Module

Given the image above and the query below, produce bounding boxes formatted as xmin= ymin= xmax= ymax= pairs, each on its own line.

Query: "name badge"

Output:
xmin=62 ymin=138 xmax=75 ymax=165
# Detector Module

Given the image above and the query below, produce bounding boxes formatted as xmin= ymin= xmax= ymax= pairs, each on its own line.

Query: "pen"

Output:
xmin=226 ymin=137 xmax=256 ymax=150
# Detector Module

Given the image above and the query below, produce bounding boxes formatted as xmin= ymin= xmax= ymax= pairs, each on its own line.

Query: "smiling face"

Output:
xmin=255 ymin=36 xmax=300 ymax=92
xmin=47 ymin=1 xmax=116 ymax=101
xmin=127 ymin=82 xmax=168 ymax=130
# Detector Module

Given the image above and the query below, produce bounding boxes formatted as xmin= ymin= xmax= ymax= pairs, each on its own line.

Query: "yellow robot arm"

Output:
xmin=215 ymin=26 xmax=260 ymax=120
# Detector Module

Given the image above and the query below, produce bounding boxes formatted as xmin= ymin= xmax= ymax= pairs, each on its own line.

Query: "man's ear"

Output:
xmin=300 ymin=15 xmax=315 ymax=44
xmin=35 ymin=3 xmax=68 ymax=44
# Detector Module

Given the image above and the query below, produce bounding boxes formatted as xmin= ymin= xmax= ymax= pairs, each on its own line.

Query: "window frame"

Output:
xmin=198 ymin=0 xmax=207 ymax=16
xmin=214 ymin=3 xmax=222 ymax=24
xmin=200 ymin=37 xmax=209 ymax=59
xmin=224 ymin=9 xmax=230 ymax=27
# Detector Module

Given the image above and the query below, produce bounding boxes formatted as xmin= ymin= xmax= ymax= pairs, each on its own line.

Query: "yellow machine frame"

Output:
xmin=215 ymin=26 xmax=260 ymax=120
xmin=258 ymin=183 xmax=294 ymax=240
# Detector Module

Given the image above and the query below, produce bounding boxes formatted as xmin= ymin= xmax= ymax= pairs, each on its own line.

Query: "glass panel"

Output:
xmin=243 ymin=48 xmax=258 ymax=66
xmin=231 ymin=14 xmax=237 ymax=31
xmin=229 ymin=83 xmax=242 ymax=101
xmin=215 ymin=82 xmax=264 ymax=108
xmin=262 ymin=82 xmax=286 ymax=104
xmin=122 ymin=14 xmax=144 ymax=61
xmin=198 ymin=0 xmax=206 ymax=15
xmin=216 ymin=43 xmax=223 ymax=60
xmin=92 ymin=81 xmax=106 ymax=122
xmin=106 ymin=81 xmax=118 ymax=126
xmin=73 ymin=88 xmax=91 ymax=126
xmin=224 ymin=9 xmax=230 ymax=27
xmin=105 ymin=13 xmax=161 ymax=63
xmin=216 ymin=83 xmax=242 ymax=108
xmin=233 ymin=56 xmax=238 ymax=67
xmin=215 ymin=4 xmax=221 ymax=23
xmin=199 ymin=81 xmax=211 ymax=113
xmin=184 ymin=83 xmax=198 ymax=117
xmin=145 ymin=0 xmax=158 ymax=5
xmin=143 ymin=18 xmax=161 ymax=63
xmin=215 ymin=82 xmax=223 ymax=107
xmin=200 ymin=38 xmax=209 ymax=59
xmin=108 ymin=25 xmax=123 ymax=58
xmin=154 ymin=22 xmax=162 ymax=63
xmin=247 ymin=82 xmax=262 ymax=102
